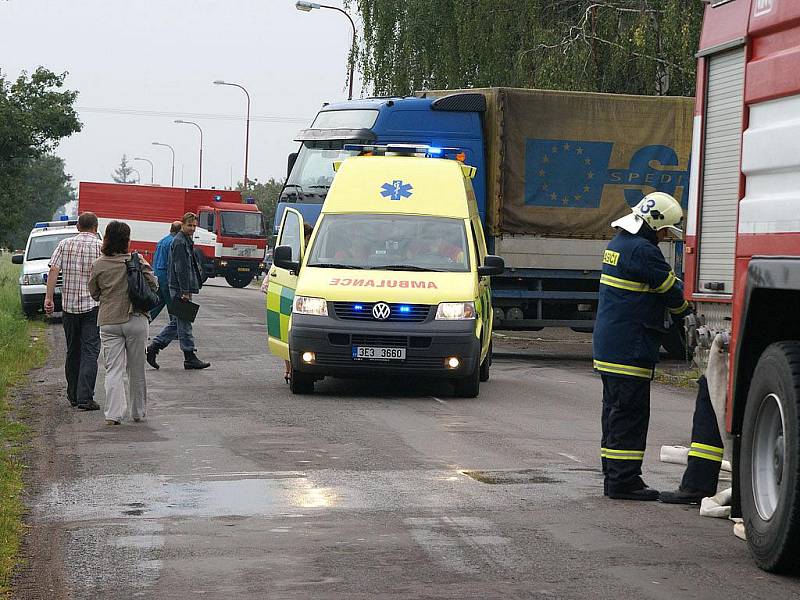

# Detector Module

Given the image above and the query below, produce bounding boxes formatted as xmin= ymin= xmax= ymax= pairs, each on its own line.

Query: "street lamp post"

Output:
xmin=152 ymin=141 xmax=175 ymax=186
xmin=295 ymin=1 xmax=356 ymax=100
xmin=213 ymin=80 xmax=251 ymax=188
xmin=174 ymin=120 xmax=204 ymax=188
xmin=133 ymin=157 xmax=154 ymax=184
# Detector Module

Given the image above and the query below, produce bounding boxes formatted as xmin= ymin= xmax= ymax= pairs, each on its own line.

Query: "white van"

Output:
xmin=12 ymin=220 xmax=81 ymax=317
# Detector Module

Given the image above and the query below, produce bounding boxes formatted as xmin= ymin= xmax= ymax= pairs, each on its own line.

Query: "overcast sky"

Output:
xmin=1 ymin=0 xmax=361 ymax=190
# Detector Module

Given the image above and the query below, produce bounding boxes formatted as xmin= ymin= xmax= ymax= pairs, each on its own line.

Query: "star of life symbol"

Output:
xmin=372 ymin=302 xmax=391 ymax=320
xmin=380 ymin=180 xmax=413 ymax=201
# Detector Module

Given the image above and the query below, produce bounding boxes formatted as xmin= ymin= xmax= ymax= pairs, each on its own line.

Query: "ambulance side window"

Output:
xmin=280 ymin=211 xmax=301 ymax=260
xmin=470 ymin=219 xmax=486 ymax=264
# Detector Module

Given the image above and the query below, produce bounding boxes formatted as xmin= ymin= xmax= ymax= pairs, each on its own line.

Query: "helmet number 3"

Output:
xmin=639 ymin=197 xmax=657 ymax=214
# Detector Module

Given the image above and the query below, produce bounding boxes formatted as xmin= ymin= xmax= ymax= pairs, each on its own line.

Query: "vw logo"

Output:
xmin=372 ymin=302 xmax=391 ymax=320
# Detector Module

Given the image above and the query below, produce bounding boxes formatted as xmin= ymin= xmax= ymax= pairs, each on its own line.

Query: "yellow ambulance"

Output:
xmin=266 ymin=145 xmax=504 ymax=396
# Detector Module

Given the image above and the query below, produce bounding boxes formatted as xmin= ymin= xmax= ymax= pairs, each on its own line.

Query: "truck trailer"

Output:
xmin=276 ymin=88 xmax=692 ymax=349
xmin=684 ymin=0 xmax=800 ymax=573
xmin=78 ymin=183 xmax=268 ymax=287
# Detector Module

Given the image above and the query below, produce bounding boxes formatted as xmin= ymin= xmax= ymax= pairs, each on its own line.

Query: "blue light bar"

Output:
xmin=353 ymin=304 xmax=364 ymax=311
xmin=343 ymin=144 xmax=463 ymax=160
xmin=399 ymin=305 xmax=411 ymax=313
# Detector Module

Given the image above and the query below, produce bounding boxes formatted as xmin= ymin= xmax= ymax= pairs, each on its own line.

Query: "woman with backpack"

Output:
xmin=89 ymin=221 xmax=158 ymax=425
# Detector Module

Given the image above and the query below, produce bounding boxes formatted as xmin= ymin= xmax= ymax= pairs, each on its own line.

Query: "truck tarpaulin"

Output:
xmin=428 ymin=88 xmax=694 ymax=239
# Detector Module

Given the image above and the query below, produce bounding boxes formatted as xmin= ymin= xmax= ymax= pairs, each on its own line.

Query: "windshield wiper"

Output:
xmin=309 ymin=263 xmax=365 ymax=269
xmin=370 ymin=264 xmax=443 ymax=272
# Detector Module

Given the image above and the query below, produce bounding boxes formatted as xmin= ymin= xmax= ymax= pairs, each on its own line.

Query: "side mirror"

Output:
xmin=287 ymin=152 xmax=298 ymax=179
xmin=477 ymin=255 xmax=504 ymax=277
xmin=11 ymin=254 xmax=23 ymax=264
xmin=274 ymin=245 xmax=300 ymax=272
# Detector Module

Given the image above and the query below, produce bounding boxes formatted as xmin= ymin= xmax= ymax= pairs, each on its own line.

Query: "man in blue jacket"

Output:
xmin=593 ymin=192 xmax=691 ymax=500
xmin=149 ymin=221 xmax=182 ymax=320
xmin=147 ymin=213 xmax=210 ymax=370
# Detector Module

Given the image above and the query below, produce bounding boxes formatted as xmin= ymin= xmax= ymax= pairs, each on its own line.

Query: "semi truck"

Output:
xmin=276 ymin=88 xmax=693 ymax=351
xmin=684 ymin=0 xmax=800 ymax=573
xmin=79 ymin=183 xmax=268 ymax=288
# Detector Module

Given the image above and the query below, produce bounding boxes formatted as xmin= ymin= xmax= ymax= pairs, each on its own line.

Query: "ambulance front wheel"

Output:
xmin=479 ymin=342 xmax=492 ymax=382
xmin=740 ymin=341 xmax=800 ymax=573
xmin=453 ymin=362 xmax=480 ymax=398
xmin=290 ymin=367 xmax=315 ymax=395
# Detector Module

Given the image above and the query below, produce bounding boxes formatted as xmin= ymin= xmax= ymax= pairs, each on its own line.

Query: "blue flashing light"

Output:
xmin=245 ymin=196 xmax=255 ymax=204
xmin=34 ymin=222 xmax=47 ymax=228
xmin=427 ymin=147 xmax=442 ymax=156
xmin=399 ymin=305 xmax=411 ymax=313
xmin=59 ymin=215 xmax=69 ymax=221
xmin=353 ymin=304 xmax=364 ymax=311
xmin=214 ymin=194 xmax=222 ymax=201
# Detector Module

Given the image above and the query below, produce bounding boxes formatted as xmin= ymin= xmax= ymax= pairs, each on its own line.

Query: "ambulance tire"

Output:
xmin=740 ymin=342 xmax=800 ymax=573
xmin=290 ymin=367 xmax=315 ymax=395
xmin=454 ymin=362 xmax=480 ymax=398
xmin=225 ymin=273 xmax=251 ymax=288
xmin=479 ymin=342 xmax=492 ymax=382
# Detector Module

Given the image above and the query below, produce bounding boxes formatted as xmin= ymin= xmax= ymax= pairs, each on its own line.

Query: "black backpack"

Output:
xmin=125 ymin=252 xmax=160 ymax=311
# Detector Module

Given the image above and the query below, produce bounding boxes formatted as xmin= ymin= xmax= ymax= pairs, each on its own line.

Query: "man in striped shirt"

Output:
xmin=45 ymin=212 xmax=103 ymax=410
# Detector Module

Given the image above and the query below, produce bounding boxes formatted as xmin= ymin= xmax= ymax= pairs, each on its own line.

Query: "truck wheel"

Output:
xmin=479 ymin=341 xmax=492 ymax=382
xmin=740 ymin=341 xmax=800 ymax=573
xmin=290 ymin=367 xmax=315 ymax=395
xmin=225 ymin=274 xmax=251 ymax=288
xmin=453 ymin=362 xmax=480 ymax=398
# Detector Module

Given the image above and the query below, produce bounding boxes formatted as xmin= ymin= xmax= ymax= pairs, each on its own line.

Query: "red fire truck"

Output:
xmin=79 ymin=183 xmax=268 ymax=288
xmin=686 ymin=0 xmax=800 ymax=573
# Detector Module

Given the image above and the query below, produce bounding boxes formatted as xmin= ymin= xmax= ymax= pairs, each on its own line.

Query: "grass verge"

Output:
xmin=0 ymin=254 xmax=47 ymax=597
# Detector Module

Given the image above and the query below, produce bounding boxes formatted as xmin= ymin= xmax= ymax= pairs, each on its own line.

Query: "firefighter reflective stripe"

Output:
xmin=653 ymin=271 xmax=677 ymax=293
xmin=669 ymin=300 xmax=690 ymax=314
xmin=266 ymin=282 xmax=294 ymax=343
xmin=688 ymin=442 xmax=724 ymax=462
xmin=601 ymin=448 xmax=645 ymax=460
xmin=600 ymin=274 xmax=650 ymax=292
xmin=593 ymin=360 xmax=654 ymax=379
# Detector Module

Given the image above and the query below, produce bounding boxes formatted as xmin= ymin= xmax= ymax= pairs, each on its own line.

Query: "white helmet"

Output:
xmin=611 ymin=192 xmax=683 ymax=237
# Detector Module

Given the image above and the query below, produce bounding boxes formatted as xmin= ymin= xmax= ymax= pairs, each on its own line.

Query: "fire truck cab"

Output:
xmin=687 ymin=0 xmax=800 ymax=573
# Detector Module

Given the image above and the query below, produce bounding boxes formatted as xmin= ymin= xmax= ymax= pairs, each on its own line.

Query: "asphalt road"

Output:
xmin=12 ymin=280 xmax=800 ymax=599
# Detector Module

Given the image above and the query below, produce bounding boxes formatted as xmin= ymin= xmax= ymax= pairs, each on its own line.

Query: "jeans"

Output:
xmin=149 ymin=273 xmax=170 ymax=320
xmin=62 ymin=307 xmax=100 ymax=406
xmin=100 ymin=314 xmax=149 ymax=421
xmin=152 ymin=289 xmax=195 ymax=352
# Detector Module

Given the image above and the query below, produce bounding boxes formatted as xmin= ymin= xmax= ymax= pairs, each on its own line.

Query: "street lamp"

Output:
xmin=152 ymin=141 xmax=175 ymax=186
xmin=295 ymin=1 xmax=356 ymax=100
xmin=213 ymin=80 xmax=251 ymax=188
xmin=174 ymin=120 xmax=204 ymax=188
xmin=133 ymin=157 xmax=154 ymax=184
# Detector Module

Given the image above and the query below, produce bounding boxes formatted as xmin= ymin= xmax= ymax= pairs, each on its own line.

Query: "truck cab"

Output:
xmin=268 ymin=146 xmax=503 ymax=397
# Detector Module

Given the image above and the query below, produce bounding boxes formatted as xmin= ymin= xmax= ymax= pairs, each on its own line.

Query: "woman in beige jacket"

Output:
xmin=89 ymin=221 xmax=158 ymax=425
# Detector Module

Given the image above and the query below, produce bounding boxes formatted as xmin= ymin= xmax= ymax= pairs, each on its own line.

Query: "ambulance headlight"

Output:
xmin=293 ymin=296 xmax=328 ymax=316
xmin=435 ymin=302 xmax=476 ymax=320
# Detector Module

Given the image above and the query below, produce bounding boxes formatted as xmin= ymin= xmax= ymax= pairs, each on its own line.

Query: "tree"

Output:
xmin=0 ymin=67 xmax=81 ymax=249
xmin=237 ymin=178 xmax=284 ymax=234
xmin=111 ymin=154 xmax=135 ymax=183
xmin=347 ymin=0 xmax=703 ymax=97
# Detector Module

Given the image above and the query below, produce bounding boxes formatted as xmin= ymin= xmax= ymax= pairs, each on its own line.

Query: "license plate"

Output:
xmin=237 ymin=267 xmax=250 ymax=272
xmin=352 ymin=346 xmax=406 ymax=360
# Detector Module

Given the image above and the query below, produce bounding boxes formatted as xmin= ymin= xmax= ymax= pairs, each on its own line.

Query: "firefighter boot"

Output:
xmin=659 ymin=488 xmax=708 ymax=505
xmin=146 ymin=344 xmax=161 ymax=370
xmin=183 ymin=351 xmax=211 ymax=370
xmin=607 ymin=484 xmax=660 ymax=501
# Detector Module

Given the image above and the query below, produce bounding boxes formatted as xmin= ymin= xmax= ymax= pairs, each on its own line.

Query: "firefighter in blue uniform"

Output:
xmin=594 ymin=192 xmax=691 ymax=500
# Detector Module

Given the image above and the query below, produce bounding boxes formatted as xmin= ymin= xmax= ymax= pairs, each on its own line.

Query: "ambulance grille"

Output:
xmin=333 ymin=302 xmax=431 ymax=322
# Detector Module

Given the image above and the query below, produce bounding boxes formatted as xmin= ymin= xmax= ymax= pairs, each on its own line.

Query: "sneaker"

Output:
xmin=608 ymin=486 xmax=660 ymax=501
xmin=659 ymin=488 xmax=708 ymax=505
xmin=78 ymin=401 xmax=101 ymax=411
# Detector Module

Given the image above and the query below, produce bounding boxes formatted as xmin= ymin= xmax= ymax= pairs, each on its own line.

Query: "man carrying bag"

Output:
xmin=146 ymin=212 xmax=210 ymax=370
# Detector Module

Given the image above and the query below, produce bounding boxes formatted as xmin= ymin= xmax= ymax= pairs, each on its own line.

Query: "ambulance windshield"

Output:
xmin=307 ymin=214 xmax=469 ymax=273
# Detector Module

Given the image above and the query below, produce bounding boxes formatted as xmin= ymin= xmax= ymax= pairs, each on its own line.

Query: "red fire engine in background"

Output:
xmin=686 ymin=0 xmax=800 ymax=573
xmin=79 ymin=182 xmax=268 ymax=288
